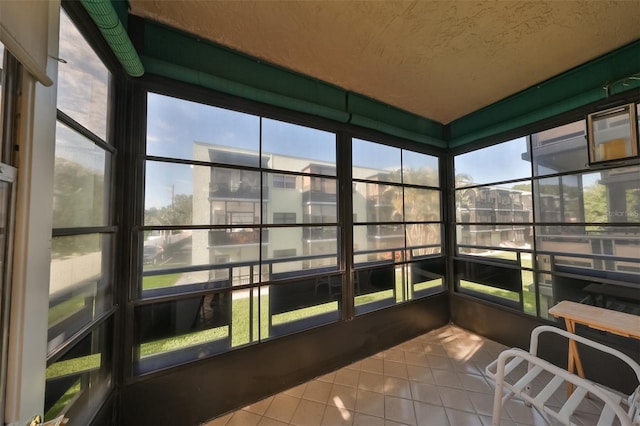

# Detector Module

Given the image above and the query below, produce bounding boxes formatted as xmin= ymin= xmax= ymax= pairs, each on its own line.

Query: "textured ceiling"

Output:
xmin=129 ymin=0 xmax=640 ymax=124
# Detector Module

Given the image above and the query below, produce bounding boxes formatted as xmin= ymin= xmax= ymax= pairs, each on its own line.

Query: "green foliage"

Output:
xmin=145 ymin=193 xmax=193 ymax=226
xmin=583 ymin=183 xmax=608 ymax=223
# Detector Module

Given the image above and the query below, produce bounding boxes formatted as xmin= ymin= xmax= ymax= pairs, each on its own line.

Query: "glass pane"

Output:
xmin=262 ymin=118 xmax=336 ymax=174
xmin=354 ymin=265 xmax=399 ymax=314
xmin=147 ymin=93 xmax=260 ymax=163
xmin=352 ymin=138 xmax=401 ymax=182
xmin=535 ymin=225 xmax=639 ymax=280
xmin=456 ymin=224 xmax=533 ymax=249
xmin=353 ymin=224 xmax=405 ymax=264
xmin=49 ymin=234 xmax=112 ymax=353
xmin=134 ymin=290 xmax=251 ymax=374
xmin=44 ymin=320 xmax=112 ymax=422
xmin=535 ymin=166 xmax=640 ymax=224
xmin=402 ymin=150 xmax=439 ymax=187
xmin=353 ymin=182 xmax=403 ymax=223
xmin=264 ymin=279 xmax=340 ymax=339
xmin=408 ymin=259 xmax=446 ymax=299
xmin=406 ymin=224 xmax=441 ymax=252
xmin=53 ymin=122 xmax=108 ymax=228
xmin=531 ymin=121 xmax=587 ymax=176
xmin=455 ymin=137 xmax=531 ymax=187
xmin=534 ymin=176 xmax=582 ymax=223
xmin=456 ymin=184 xmax=533 ymax=223
xmin=266 ymin=226 xmax=338 ymax=276
xmin=404 ymin=188 xmax=440 ymax=222
xmin=58 ymin=11 xmax=109 ymax=140
xmin=142 ymin=228 xmax=261 ymax=273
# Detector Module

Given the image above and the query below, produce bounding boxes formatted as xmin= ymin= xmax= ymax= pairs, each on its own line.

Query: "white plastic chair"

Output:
xmin=485 ymin=325 xmax=640 ymax=426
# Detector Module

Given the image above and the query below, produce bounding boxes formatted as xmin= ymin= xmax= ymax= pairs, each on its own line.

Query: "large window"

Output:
xmin=352 ymin=138 xmax=444 ymax=315
xmin=136 ymin=93 xmax=341 ymax=373
xmin=454 ymin=111 xmax=640 ymax=319
xmin=45 ymin=9 xmax=115 ymax=423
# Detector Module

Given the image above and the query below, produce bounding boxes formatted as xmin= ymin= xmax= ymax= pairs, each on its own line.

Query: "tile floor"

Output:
xmin=203 ymin=324 xmax=606 ymax=426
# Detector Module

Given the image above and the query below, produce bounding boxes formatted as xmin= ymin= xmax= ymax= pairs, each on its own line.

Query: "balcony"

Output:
xmin=302 ymin=190 xmax=336 ymax=204
xmin=209 ymin=229 xmax=268 ymax=246
xmin=209 ymin=183 xmax=267 ymax=200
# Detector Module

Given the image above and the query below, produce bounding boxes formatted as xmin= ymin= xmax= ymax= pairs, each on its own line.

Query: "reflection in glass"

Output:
xmin=53 ymin=122 xmax=108 ymax=228
xmin=49 ymin=234 xmax=111 ymax=353
xmin=354 ymin=224 xmax=405 ymax=262
xmin=588 ymin=103 xmax=638 ymax=164
xmin=57 ymin=11 xmax=110 ymax=140
xmin=406 ymin=224 xmax=441 ymax=253
xmin=535 ymin=176 xmax=581 ymax=223
xmin=455 ymin=137 xmax=531 ymax=187
xmin=265 ymin=279 xmax=340 ymax=338
xmin=531 ymin=121 xmax=587 ymax=176
xmin=353 ymin=182 xmax=403 ymax=223
xmin=402 ymin=150 xmax=439 ymax=187
xmin=404 ymin=188 xmax=440 ymax=222
xmin=352 ymin=138 xmax=401 ymax=181
xmin=263 ymin=118 xmax=336 ymax=172
xmin=134 ymin=292 xmax=234 ymax=373
xmin=266 ymin=226 xmax=338 ymax=274
xmin=354 ymin=265 xmax=399 ymax=314
xmin=455 ymin=184 xmax=533 ymax=224
xmin=456 ymin=224 xmax=533 ymax=250
xmin=147 ymin=93 xmax=260 ymax=162
xmin=44 ymin=320 xmax=112 ymax=422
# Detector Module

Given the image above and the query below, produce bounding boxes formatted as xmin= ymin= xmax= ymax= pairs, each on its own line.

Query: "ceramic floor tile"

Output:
xmin=353 ymin=413 xmax=385 ymax=426
xmin=226 ymin=410 xmax=262 ymax=426
xmin=384 ymin=395 xmax=417 ymax=426
xmin=263 ymin=394 xmax=301 ymax=423
xmin=290 ymin=399 xmax=327 ymax=426
xmin=302 ymin=380 xmax=333 ymax=404
xmin=427 ymin=354 xmax=455 ymax=371
xmin=243 ymin=396 xmax=274 ymax=415
xmin=413 ymin=401 xmax=450 ymax=426
xmin=383 ymin=360 xmax=408 ymax=379
xmin=383 ymin=376 xmax=412 ymax=399
xmin=403 ymin=351 xmax=429 ymax=367
xmin=383 ymin=349 xmax=406 ymax=363
xmin=432 ymin=368 xmax=465 ymax=389
xmin=334 ymin=368 xmax=361 ymax=388
xmin=438 ymin=387 xmax=475 ymax=413
xmin=318 ymin=371 xmax=336 ymax=383
xmin=285 ymin=383 xmax=308 ymax=398
xmin=203 ymin=412 xmax=232 ymax=426
xmin=354 ymin=389 xmax=385 ymax=418
xmin=360 ymin=357 xmax=384 ymax=374
xmin=257 ymin=417 xmax=289 ymax=426
xmin=405 ymin=365 xmax=434 ymax=384
xmin=358 ymin=371 xmax=385 ymax=393
xmin=322 ymin=405 xmax=354 ymax=426
xmin=459 ymin=373 xmax=493 ymax=394
xmin=445 ymin=407 xmax=483 ymax=426
xmin=468 ymin=391 xmax=499 ymax=418
xmin=409 ymin=381 xmax=442 ymax=406
xmin=328 ymin=383 xmax=358 ymax=411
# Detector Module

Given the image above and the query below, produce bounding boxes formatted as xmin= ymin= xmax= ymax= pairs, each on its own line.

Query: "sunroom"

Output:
xmin=1 ymin=1 xmax=639 ymax=425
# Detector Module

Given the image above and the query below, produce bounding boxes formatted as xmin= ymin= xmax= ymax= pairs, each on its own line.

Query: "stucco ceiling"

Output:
xmin=129 ymin=0 xmax=640 ymax=124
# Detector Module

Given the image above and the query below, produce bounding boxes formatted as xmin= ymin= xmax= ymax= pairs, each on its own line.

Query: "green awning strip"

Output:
xmin=81 ymin=0 xmax=144 ymax=77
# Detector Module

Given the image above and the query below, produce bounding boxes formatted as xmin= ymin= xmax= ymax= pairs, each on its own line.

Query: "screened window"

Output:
xmin=454 ymin=109 xmax=640 ymax=319
xmin=137 ymin=93 xmax=340 ymax=373
xmin=352 ymin=138 xmax=444 ymax=315
xmin=46 ymin=8 xmax=115 ymax=422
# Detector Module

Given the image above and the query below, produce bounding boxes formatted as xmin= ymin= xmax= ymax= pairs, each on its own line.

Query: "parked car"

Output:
xmin=143 ymin=244 xmax=164 ymax=265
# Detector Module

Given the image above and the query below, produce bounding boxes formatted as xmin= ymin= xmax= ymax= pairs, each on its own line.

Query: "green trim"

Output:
xmin=448 ymin=40 xmax=640 ymax=147
xmin=82 ymin=0 xmax=144 ymax=77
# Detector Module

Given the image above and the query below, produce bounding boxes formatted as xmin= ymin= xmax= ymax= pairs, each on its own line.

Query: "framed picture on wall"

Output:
xmin=587 ymin=103 xmax=639 ymax=165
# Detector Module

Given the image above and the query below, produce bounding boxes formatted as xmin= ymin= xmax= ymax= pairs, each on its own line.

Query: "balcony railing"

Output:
xmin=209 ymin=184 xmax=267 ymax=200
xmin=209 ymin=229 xmax=268 ymax=246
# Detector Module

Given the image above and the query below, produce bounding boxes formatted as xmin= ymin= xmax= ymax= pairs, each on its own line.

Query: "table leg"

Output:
xmin=564 ymin=319 xmax=585 ymax=397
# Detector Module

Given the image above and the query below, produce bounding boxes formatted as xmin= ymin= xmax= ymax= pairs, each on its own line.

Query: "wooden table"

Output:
xmin=548 ymin=300 xmax=640 ymax=395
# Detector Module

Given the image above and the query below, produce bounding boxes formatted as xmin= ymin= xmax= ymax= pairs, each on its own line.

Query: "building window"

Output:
xmin=45 ymin=8 xmax=115 ymax=422
xmin=273 ymin=174 xmax=297 ymax=189
xmin=273 ymin=212 xmax=296 ymax=224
